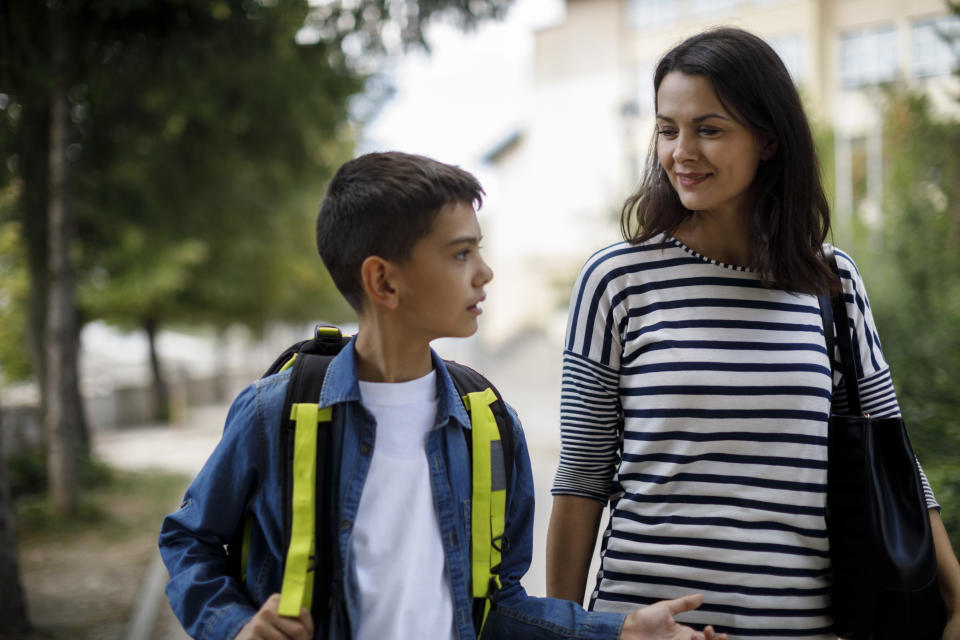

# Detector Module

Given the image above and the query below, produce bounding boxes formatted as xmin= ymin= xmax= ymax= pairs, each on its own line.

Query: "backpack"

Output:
xmin=227 ymin=324 xmax=514 ymax=637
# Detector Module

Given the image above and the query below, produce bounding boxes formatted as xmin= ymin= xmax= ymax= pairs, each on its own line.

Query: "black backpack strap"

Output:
xmin=279 ymin=351 xmax=339 ymax=626
xmin=445 ymin=359 xmax=515 ymax=635
xmin=445 ymin=360 xmax=515 ymax=503
xmin=228 ymin=325 xmax=348 ymax=623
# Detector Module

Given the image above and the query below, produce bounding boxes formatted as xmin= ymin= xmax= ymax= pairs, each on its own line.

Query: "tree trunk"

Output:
xmin=0 ymin=397 xmax=32 ymax=634
xmin=20 ymin=94 xmax=51 ymax=433
xmin=44 ymin=3 xmax=80 ymax=514
xmin=144 ymin=316 xmax=171 ymax=422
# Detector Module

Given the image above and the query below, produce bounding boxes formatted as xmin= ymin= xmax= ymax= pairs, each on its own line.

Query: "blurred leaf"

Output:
xmin=835 ymin=88 xmax=960 ymax=549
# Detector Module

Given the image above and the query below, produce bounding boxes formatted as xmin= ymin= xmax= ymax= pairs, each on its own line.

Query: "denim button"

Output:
xmin=341 ymin=519 xmax=352 ymax=530
xmin=360 ymin=444 xmax=371 ymax=455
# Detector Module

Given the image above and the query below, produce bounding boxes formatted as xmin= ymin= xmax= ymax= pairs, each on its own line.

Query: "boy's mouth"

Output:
xmin=468 ymin=295 xmax=486 ymax=314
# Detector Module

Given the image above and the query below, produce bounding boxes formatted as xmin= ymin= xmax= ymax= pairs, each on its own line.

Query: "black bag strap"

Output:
xmin=445 ymin=360 xmax=515 ymax=499
xmin=281 ymin=352 xmax=338 ymax=624
xmin=818 ymin=248 xmax=837 ymax=387
xmin=444 ymin=359 xmax=514 ymax=635
xmin=274 ymin=325 xmax=347 ymax=624
xmin=820 ymin=246 xmax=863 ymax=416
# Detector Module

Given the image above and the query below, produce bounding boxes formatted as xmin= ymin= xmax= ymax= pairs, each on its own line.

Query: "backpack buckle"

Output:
xmin=307 ymin=324 xmax=344 ymax=356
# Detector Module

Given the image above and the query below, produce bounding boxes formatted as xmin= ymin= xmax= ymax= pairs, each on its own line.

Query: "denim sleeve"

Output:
xmin=481 ymin=406 xmax=626 ymax=640
xmin=158 ymin=383 xmax=265 ymax=640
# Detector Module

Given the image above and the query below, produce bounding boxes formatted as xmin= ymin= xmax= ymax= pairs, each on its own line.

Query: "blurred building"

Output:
xmin=477 ymin=0 xmax=959 ymax=345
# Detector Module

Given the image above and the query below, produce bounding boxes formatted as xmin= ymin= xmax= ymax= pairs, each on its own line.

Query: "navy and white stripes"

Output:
xmin=552 ymin=236 xmax=937 ymax=638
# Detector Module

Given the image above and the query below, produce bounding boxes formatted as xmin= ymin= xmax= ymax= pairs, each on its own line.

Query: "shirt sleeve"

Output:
xmin=158 ymin=383 xmax=264 ymax=640
xmin=831 ymin=249 xmax=939 ymax=510
xmin=552 ymin=249 xmax=625 ymax=502
xmin=485 ymin=405 xmax=626 ymax=640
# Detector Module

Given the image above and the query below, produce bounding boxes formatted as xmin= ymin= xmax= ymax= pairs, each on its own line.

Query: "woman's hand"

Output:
xmin=619 ymin=594 xmax=727 ymax=640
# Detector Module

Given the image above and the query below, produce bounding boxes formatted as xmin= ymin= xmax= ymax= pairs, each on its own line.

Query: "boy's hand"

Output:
xmin=235 ymin=593 xmax=314 ymax=640
xmin=619 ymin=594 xmax=727 ymax=640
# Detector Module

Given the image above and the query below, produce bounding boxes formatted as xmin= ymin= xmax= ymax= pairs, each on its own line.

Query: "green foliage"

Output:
xmin=15 ymin=465 xmax=186 ymax=542
xmin=2 ymin=0 xmax=512 ymax=370
xmin=834 ymin=89 xmax=960 ymax=548
xmin=925 ymin=462 xmax=960 ymax=552
xmin=872 ymin=92 xmax=960 ymax=465
xmin=61 ymin=0 xmax=362 ymax=333
xmin=7 ymin=449 xmax=114 ymax=502
xmin=0 ymin=209 xmax=31 ymax=383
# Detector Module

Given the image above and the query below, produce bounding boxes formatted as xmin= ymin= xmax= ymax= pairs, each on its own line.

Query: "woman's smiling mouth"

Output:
xmin=676 ymin=172 xmax=711 ymax=187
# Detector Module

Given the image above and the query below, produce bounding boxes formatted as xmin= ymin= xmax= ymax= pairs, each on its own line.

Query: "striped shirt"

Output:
xmin=552 ymin=235 xmax=938 ymax=639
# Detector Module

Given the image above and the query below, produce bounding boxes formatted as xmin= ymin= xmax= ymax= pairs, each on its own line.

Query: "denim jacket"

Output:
xmin=159 ymin=339 xmax=626 ymax=640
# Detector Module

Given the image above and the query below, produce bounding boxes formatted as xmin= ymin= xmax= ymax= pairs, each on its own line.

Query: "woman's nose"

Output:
xmin=673 ymin=132 xmax=697 ymax=162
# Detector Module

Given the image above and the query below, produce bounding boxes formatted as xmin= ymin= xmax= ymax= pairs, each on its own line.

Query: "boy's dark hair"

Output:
xmin=316 ymin=151 xmax=485 ymax=310
xmin=621 ymin=26 xmax=838 ymax=295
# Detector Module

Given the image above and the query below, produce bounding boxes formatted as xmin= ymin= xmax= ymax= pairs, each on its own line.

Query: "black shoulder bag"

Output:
xmin=819 ymin=245 xmax=946 ymax=638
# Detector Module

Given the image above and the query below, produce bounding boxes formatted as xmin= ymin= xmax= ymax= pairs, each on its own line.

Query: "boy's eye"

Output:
xmin=455 ymin=249 xmax=469 ymax=260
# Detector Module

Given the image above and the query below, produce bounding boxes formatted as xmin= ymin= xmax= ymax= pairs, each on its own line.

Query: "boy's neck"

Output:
xmin=353 ymin=319 xmax=434 ymax=383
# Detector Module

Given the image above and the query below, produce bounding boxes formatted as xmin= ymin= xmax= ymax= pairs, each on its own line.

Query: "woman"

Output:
xmin=545 ymin=27 xmax=960 ymax=638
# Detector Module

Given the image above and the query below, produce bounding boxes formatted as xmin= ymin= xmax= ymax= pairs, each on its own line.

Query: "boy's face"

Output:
xmin=390 ymin=201 xmax=493 ymax=342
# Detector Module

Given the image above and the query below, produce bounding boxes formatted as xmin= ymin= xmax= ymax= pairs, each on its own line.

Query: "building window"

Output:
xmin=770 ymin=34 xmax=809 ymax=85
xmin=911 ymin=15 xmax=960 ymax=78
xmin=690 ymin=0 xmax=740 ymax=18
xmin=628 ymin=0 xmax=678 ymax=30
xmin=840 ymin=25 xmax=899 ymax=89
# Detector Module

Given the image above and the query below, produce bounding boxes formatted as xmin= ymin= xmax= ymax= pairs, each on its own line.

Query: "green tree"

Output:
xmin=836 ymin=88 xmax=960 ymax=550
xmin=1 ymin=0 xmax=515 ymax=492
xmin=67 ymin=0 xmax=361 ymax=420
xmin=0 ymin=401 xmax=30 ymax=634
xmin=1 ymin=0 xmax=514 ymax=626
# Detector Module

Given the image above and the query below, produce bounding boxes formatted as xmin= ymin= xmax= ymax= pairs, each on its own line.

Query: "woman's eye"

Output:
xmin=657 ymin=128 xmax=677 ymax=137
xmin=699 ymin=127 xmax=721 ymax=136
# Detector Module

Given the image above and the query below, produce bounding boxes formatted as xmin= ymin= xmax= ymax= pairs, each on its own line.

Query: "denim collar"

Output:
xmin=319 ymin=335 xmax=472 ymax=431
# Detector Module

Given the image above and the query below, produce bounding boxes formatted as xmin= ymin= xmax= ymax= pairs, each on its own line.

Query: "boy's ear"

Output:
xmin=360 ymin=256 xmax=399 ymax=310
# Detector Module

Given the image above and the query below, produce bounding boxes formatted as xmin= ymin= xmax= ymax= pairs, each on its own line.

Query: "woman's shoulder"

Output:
xmin=826 ymin=244 xmax=864 ymax=285
xmin=578 ymin=233 xmax=677 ymax=275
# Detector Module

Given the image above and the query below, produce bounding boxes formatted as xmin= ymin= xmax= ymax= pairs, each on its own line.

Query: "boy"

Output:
xmin=158 ymin=152 xmax=722 ymax=640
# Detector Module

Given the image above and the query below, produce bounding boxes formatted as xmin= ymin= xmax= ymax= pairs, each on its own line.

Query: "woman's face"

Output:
xmin=655 ymin=71 xmax=774 ymax=222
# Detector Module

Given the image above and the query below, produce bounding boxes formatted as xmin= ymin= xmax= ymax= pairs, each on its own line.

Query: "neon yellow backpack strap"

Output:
xmin=277 ymin=403 xmax=333 ymax=617
xmin=464 ymin=387 xmax=507 ymax=630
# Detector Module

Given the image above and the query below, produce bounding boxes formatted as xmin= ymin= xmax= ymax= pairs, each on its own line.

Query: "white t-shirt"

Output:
xmin=354 ymin=369 xmax=456 ymax=640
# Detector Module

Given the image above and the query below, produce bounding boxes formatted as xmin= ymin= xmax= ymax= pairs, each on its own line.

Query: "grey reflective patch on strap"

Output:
xmin=490 ymin=440 xmax=506 ymax=492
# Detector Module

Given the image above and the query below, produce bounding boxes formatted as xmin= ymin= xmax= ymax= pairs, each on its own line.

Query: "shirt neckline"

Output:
xmin=667 ymin=235 xmax=754 ymax=273
xmin=358 ymin=369 xmax=438 ymax=407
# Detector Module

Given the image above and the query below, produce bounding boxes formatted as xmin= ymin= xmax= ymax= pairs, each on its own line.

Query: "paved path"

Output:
xmin=95 ymin=331 xmax=600 ymax=638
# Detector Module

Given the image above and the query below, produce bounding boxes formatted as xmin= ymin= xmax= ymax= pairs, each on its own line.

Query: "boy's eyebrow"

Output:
xmin=655 ymin=113 xmax=731 ymax=123
xmin=446 ymin=234 xmax=482 ymax=246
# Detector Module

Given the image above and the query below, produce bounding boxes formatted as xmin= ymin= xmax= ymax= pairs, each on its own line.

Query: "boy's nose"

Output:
xmin=476 ymin=257 xmax=493 ymax=285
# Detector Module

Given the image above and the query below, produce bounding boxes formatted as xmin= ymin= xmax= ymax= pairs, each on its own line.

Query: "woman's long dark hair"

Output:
xmin=621 ymin=27 xmax=838 ymax=295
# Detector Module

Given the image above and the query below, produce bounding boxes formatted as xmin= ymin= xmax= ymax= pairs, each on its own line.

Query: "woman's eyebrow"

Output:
xmin=655 ymin=113 xmax=731 ymax=122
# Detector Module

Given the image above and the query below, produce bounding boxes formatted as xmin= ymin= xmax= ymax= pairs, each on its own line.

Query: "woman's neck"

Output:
xmin=673 ymin=210 xmax=751 ymax=266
